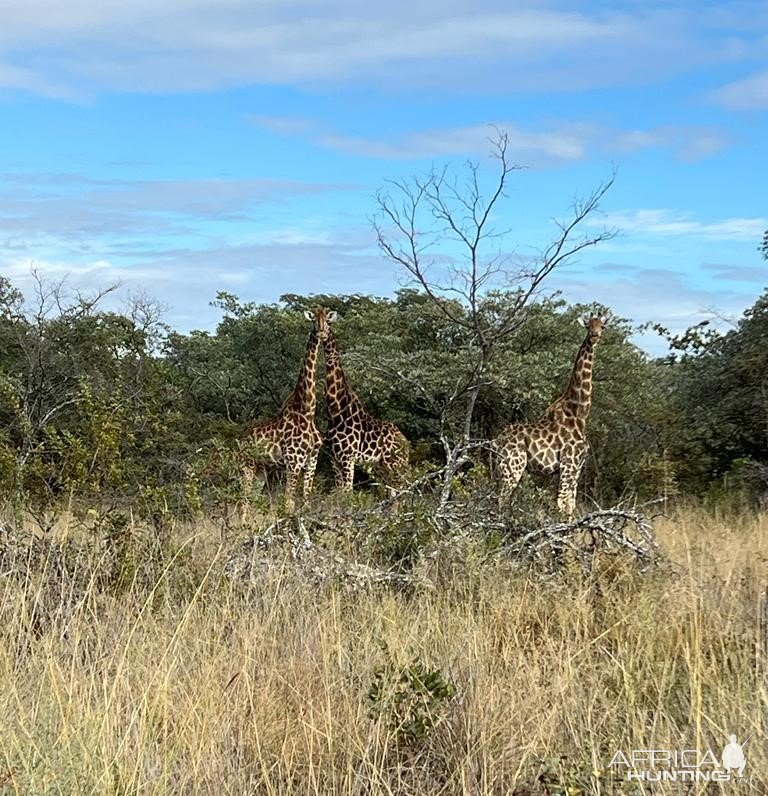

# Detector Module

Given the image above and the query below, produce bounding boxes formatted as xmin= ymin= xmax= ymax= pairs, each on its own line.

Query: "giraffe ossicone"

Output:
xmin=494 ymin=312 xmax=609 ymax=519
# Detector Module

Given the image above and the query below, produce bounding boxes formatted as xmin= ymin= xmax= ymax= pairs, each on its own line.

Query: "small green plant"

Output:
xmin=367 ymin=642 xmax=456 ymax=747
xmin=534 ymin=754 xmax=643 ymax=796
xmin=536 ymin=756 xmax=594 ymax=796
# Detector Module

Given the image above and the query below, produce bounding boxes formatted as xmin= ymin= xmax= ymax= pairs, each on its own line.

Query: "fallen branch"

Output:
xmin=223 ymin=516 xmax=430 ymax=590
xmin=506 ymin=508 xmax=664 ymax=576
xmin=224 ymin=505 xmax=666 ymax=590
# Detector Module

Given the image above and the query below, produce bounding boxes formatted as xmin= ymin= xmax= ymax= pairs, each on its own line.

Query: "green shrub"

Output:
xmin=367 ymin=642 xmax=456 ymax=748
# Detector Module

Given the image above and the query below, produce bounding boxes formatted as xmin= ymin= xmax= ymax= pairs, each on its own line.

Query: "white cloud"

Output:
xmin=709 ymin=69 xmax=768 ymax=109
xmin=0 ymin=172 xmax=347 ymax=251
xmin=0 ymin=61 xmax=75 ymax=98
xmin=607 ymin=126 xmax=728 ymax=161
xmin=4 ymin=238 xmax=764 ymax=358
xmin=554 ymin=265 xmax=760 ymax=355
xmin=0 ymin=1 xmax=765 ymax=95
xmin=250 ymin=118 xmax=728 ymax=164
xmin=317 ymin=124 xmax=590 ymax=163
xmin=593 ymin=209 xmax=767 ymax=241
xmin=3 ymin=257 xmax=117 ymax=280
xmin=1 ymin=227 xmax=389 ymax=332
xmin=0 ymin=171 xmax=368 ymax=331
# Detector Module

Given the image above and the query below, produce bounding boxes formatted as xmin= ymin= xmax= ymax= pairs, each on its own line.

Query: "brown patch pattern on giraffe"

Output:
xmin=321 ymin=312 xmax=409 ymax=491
xmin=494 ymin=313 xmax=609 ymax=518
xmin=241 ymin=307 xmax=331 ymax=513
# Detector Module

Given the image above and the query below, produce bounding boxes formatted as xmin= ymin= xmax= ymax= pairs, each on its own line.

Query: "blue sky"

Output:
xmin=0 ymin=0 xmax=766 ymax=351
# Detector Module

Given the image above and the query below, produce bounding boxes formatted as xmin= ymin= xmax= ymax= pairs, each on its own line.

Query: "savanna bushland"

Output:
xmin=1 ymin=141 xmax=767 ymax=795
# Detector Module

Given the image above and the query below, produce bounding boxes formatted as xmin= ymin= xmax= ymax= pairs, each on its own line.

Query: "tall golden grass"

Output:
xmin=0 ymin=506 xmax=766 ymax=795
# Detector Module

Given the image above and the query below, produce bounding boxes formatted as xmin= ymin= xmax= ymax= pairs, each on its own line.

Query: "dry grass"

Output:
xmin=1 ymin=506 xmax=767 ymax=795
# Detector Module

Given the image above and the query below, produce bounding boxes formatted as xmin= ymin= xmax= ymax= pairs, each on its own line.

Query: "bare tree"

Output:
xmin=373 ymin=129 xmax=618 ymax=507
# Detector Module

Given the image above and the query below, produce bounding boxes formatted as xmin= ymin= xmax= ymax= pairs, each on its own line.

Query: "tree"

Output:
xmin=335 ymin=293 xmax=666 ymax=502
xmin=0 ymin=272 xmax=188 ymax=515
xmin=0 ymin=272 xmax=682 ymax=513
xmin=658 ymin=288 xmax=768 ymax=499
xmin=373 ymin=130 xmax=618 ymax=505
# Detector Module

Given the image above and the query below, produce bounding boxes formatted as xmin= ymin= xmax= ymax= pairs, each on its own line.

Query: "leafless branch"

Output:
xmin=373 ymin=129 xmax=617 ymax=505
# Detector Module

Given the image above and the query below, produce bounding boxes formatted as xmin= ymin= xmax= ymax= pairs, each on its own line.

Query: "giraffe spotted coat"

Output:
xmin=241 ymin=308 xmax=332 ymax=512
xmin=321 ymin=316 xmax=409 ymax=492
xmin=494 ymin=314 xmax=608 ymax=518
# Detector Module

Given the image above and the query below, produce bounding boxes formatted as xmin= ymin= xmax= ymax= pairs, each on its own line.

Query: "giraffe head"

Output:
xmin=304 ymin=307 xmax=338 ymax=341
xmin=580 ymin=312 xmax=610 ymax=342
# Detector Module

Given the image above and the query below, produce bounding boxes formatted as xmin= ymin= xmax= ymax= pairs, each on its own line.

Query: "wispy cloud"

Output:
xmin=317 ymin=124 xmax=591 ymax=163
xmin=709 ymin=69 xmax=768 ymax=110
xmin=0 ymin=170 xmax=366 ymax=331
xmin=701 ymin=262 xmax=768 ymax=282
xmin=0 ymin=168 xmax=375 ymax=329
xmin=2 ymin=225 xmax=387 ymax=330
xmin=554 ymin=264 xmax=759 ymax=354
xmin=592 ymin=209 xmax=767 ymax=241
xmin=250 ymin=117 xmax=729 ymax=164
xmin=0 ymin=61 xmax=76 ymax=98
xmin=0 ymin=1 xmax=765 ymax=96
xmin=607 ymin=126 xmax=728 ymax=161
xmin=0 ymin=172 xmax=346 ymax=252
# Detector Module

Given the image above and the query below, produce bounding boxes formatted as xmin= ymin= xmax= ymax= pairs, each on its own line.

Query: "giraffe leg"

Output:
xmin=557 ymin=458 xmax=584 ymax=520
xmin=333 ymin=456 xmax=355 ymax=492
xmin=378 ymin=462 xmax=404 ymax=491
xmin=302 ymin=444 xmax=321 ymax=500
xmin=240 ymin=465 xmax=254 ymax=524
xmin=377 ymin=449 xmax=408 ymax=490
xmin=386 ymin=438 xmax=410 ymax=487
xmin=284 ymin=466 xmax=301 ymax=513
xmin=497 ymin=444 xmax=527 ymax=507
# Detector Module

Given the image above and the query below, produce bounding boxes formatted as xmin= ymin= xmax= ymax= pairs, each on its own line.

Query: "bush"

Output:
xmin=367 ymin=642 xmax=457 ymax=748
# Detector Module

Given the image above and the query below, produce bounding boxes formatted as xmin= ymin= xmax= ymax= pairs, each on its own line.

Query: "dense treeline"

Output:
xmin=0 ymin=274 xmax=766 ymax=518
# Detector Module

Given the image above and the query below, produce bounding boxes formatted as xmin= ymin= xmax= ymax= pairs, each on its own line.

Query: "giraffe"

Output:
xmin=241 ymin=308 xmax=331 ymax=514
xmin=493 ymin=313 xmax=609 ymax=518
xmin=321 ymin=312 xmax=409 ymax=492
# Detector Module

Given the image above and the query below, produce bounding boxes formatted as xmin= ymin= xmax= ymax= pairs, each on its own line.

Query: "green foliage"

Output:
xmin=533 ymin=754 xmax=642 ymax=796
xmin=0 ymin=271 xmax=765 ymax=518
xmin=369 ymin=505 xmax=436 ymax=571
xmin=535 ymin=755 xmax=595 ymax=796
xmin=367 ymin=642 xmax=457 ymax=747
xmin=102 ymin=510 xmax=138 ymax=596
xmin=658 ymin=288 xmax=768 ymax=499
xmin=0 ymin=281 xmax=196 ymax=516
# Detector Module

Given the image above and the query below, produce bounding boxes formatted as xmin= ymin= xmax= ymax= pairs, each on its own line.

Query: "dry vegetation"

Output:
xmin=1 ymin=505 xmax=767 ymax=795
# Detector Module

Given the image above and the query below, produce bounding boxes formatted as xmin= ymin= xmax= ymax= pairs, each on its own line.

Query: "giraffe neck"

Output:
xmin=322 ymin=330 xmax=358 ymax=420
xmin=282 ymin=328 xmax=319 ymax=416
xmin=561 ymin=333 xmax=597 ymax=419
